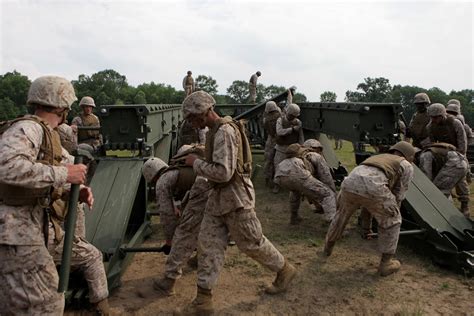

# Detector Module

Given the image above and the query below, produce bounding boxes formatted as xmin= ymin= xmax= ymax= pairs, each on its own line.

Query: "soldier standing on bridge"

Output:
xmin=420 ymin=103 xmax=470 ymax=217
xmin=72 ymin=96 xmax=102 ymax=150
xmin=249 ymin=71 xmax=261 ymax=103
xmin=176 ymin=91 xmax=296 ymax=315
xmin=408 ymin=92 xmax=431 ymax=148
xmin=183 ymin=70 xmax=195 ymax=97
xmin=324 ymin=141 xmax=415 ymax=277
xmin=0 ymin=76 xmax=91 ymax=314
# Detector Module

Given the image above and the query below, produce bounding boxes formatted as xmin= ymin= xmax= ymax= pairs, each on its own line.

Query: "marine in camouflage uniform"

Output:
xmin=248 ymin=71 xmax=261 ymax=103
xmin=176 ymin=91 xmax=296 ymax=315
xmin=408 ymin=92 xmax=431 ymax=148
xmin=0 ymin=76 xmax=90 ymax=315
xmin=262 ymin=101 xmax=281 ymax=188
xmin=420 ymin=103 xmax=469 ymax=217
xmin=47 ymin=126 xmax=109 ymax=312
xmin=182 ymin=71 xmax=195 ymax=97
xmin=274 ymin=140 xmax=336 ymax=224
xmin=324 ymin=141 xmax=415 ymax=277
xmin=71 ymin=96 xmax=102 ymax=149
xmin=273 ymin=100 xmax=304 ymax=193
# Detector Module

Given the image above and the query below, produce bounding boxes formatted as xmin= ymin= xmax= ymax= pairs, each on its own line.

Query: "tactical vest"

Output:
xmin=77 ymin=113 xmax=100 ymax=142
xmin=361 ymin=154 xmax=404 ymax=190
xmin=0 ymin=116 xmax=63 ymax=206
xmin=179 ymin=119 xmax=201 ymax=146
xmin=275 ymin=117 xmax=300 ymax=145
xmin=424 ymin=142 xmax=456 ymax=177
xmin=263 ymin=111 xmax=281 ymax=137
xmin=205 ymin=116 xmax=252 ymax=187
xmin=428 ymin=116 xmax=458 ymax=149
xmin=285 ymin=145 xmax=315 ymax=175
xmin=409 ymin=111 xmax=430 ymax=147
xmin=184 ymin=75 xmax=194 ymax=86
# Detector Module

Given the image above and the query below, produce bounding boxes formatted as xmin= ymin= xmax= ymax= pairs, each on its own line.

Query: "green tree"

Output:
xmin=293 ymin=92 xmax=307 ymax=103
xmin=345 ymin=77 xmax=392 ymax=102
xmin=320 ymin=91 xmax=337 ymax=102
xmin=0 ymin=71 xmax=30 ymax=120
xmin=195 ymin=75 xmax=218 ymax=95
xmin=0 ymin=97 xmax=22 ymax=121
xmin=226 ymin=80 xmax=249 ymax=103
xmin=264 ymin=85 xmax=286 ymax=99
xmin=134 ymin=90 xmax=147 ymax=104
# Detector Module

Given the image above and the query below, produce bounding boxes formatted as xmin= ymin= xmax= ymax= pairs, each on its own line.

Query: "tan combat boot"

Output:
xmin=92 ymin=298 xmax=110 ymax=316
xmin=460 ymin=201 xmax=470 ymax=218
xmin=378 ymin=253 xmax=401 ymax=277
xmin=174 ymin=286 xmax=214 ymax=316
xmin=153 ymin=277 xmax=176 ymax=296
xmin=265 ymin=260 xmax=297 ymax=294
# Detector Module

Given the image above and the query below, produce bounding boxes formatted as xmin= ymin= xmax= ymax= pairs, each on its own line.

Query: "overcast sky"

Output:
xmin=0 ymin=0 xmax=472 ymax=101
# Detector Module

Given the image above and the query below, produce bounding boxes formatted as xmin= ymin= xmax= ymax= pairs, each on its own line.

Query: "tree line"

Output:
xmin=1 ymin=70 xmax=472 ymax=124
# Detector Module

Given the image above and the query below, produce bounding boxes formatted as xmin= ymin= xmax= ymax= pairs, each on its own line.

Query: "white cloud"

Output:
xmin=0 ymin=0 xmax=472 ymax=101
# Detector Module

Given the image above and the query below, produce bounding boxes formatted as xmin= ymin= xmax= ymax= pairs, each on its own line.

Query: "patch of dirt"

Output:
xmin=105 ymin=157 xmax=473 ymax=315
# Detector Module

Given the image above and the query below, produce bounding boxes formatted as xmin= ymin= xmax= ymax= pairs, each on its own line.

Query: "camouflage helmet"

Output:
xmin=286 ymin=103 xmax=301 ymax=117
xmin=256 ymin=71 xmax=261 ymax=76
xmin=427 ymin=103 xmax=447 ymax=117
xmin=389 ymin=141 xmax=416 ymax=163
xmin=182 ymin=91 xmax=215 ymax=119
xmin=79 ymin=96 xmax=96 ymax=108
xmin=447 ymin=99 xmax=461 ymax=107
xmin=413 ymin=93 xmax=430 ymax=105
xmin=187 ymin=70 xmax=192 ymax=75
xmin=446 ymin=103 xmax=460 ymax=115
xmin=303 ymin=139 xmax=323 ymax=149
xmin=27 ymin=75 xmax=77 ymax=109
xmin=142 ymin=157 xmax=168 ymax=183
xmin=265 ymin=101 xmax=280 ymax=113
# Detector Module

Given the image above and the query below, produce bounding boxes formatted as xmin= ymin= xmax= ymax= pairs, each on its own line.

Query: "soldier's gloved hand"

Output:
xmin=79 ymin=186 xmax=94 ymax=209
xmin=292 ymin=124 xmax=301 ymax=132
xmin=66 ymin=163 xmax=88 ymax=184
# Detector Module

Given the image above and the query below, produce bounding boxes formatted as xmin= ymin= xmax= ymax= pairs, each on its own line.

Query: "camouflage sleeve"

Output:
xmin=194 ymin=124 xmax=237 ymax=183
xmin=392 ymin=160 xmax=414 ymax=205
xmin=298 ymin=120 xmax=304 ymax=144
xmin=0 ymin=121 xmax=68 ymax=188
xmin=276 ymin=117 xmax=293 ymax=136
xmin=155 ymin=170 xmax=179 ymax=214
xmin=453 ymin=119 xmax=467 ymax=154
xmin=308 ymin=153 xmax=336 ymax=191
xmin=71 ymin=116 xmax=82 ymax=126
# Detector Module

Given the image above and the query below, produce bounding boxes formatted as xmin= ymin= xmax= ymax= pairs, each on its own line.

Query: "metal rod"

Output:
xmin=120 ymin=246 xmax=165 ymax=253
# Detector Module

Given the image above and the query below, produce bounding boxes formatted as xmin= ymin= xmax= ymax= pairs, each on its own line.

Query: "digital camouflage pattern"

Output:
xmin=326 ymin=159 xmax=414 ymax=255
xmin=155 ymin=169 xmax=181 ymax=241
xmin=0 ymin=119 xmax=70 ymax=315
xmin=249 ymin=73 xmax=259 ymax=103
xmin=57 ymin=123 xmax=77 ymax=154
xmin=71 ymin=113 xmax=102 ymax=148
xmin=164 ymin=177 xmax=210 ymax=280
xmin=427 ymin=116 xmax=467 ymax=154
xmin=193 ymin=122 xmax=285 ymax=290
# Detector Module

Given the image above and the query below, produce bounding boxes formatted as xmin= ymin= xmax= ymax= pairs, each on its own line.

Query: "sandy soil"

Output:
xmin=103 ymin=166 xmax=474 ymax=315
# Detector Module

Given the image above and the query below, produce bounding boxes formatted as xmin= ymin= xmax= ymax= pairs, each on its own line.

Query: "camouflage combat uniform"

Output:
xmin=183 ymin=74 xmax=195 ymax=97
xmin=164 ymin=177 xmax=210 ymax=280
xmin=408 ymin=110 xmax=431 ymax=148
xmin=421 ymin=117 xmax=469 ymax=208
xmin=262 ymin=106 xmax=281 ymax=185
xmin=71 ymin=113 xmax=102 ymax=148
xmin=326 ymin=154 xmax=414 ymax=255
xmin=156 ymin=170 xmax=182 ymax=242
xmin=46 ymin=140 xmax=109 ymax=305
xmin=193 ymin=123 xmax=285 ymax=290
xmin=249 ymin=73 xmax=258 ymax=103
xmin=0 ymin=118 xmax=66 ymax=315
xmin=274 ymin=117 xmax=304 ymax=174
xmin=274 ymin=151 xmax=336 ymax=222
xmin=57 ymin=123 xmax=77 ymax=153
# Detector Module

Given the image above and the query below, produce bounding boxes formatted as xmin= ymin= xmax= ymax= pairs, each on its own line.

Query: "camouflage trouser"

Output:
xmin=48 ymin=226 xmax=108 ymax=303
xmin=455 ymin=177 xmax=470 ymax=203
xmin=420 ymin=151 xmax=468 ymax=198
xmin=0 ymin=245 xmax=64 ymax=315
xmin=197 ymin=208 xmax=285 ymax=290
xmin=75 ymin=203 xmax=86 ymax=240
xmin=185 ymin=85 xmax=193 ymax=97
xmin=263 ymin=138 xmax=276 ymax=182
xmin=326 ymin=190 xmax=401 ymax=255
xmin=165 ymin=179 xmax=209 ymax=280
xmin=249 ymin=85 xmax=257 ymax=103
xmin=161 ymin=208 xmax=180 ymax=243
xmin=278 ymin=176 xmax=336 ymax=221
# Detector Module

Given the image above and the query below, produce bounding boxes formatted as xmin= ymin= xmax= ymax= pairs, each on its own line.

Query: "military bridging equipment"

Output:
xmin=64 ymin=90 xmax=473 ymax=304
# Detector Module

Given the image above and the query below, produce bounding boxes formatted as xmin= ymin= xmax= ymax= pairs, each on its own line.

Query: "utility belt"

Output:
xmin=0 ymin=184 xmax=53 ymax=207
xmin=210 ymin=171 xmax=253 ymax=200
